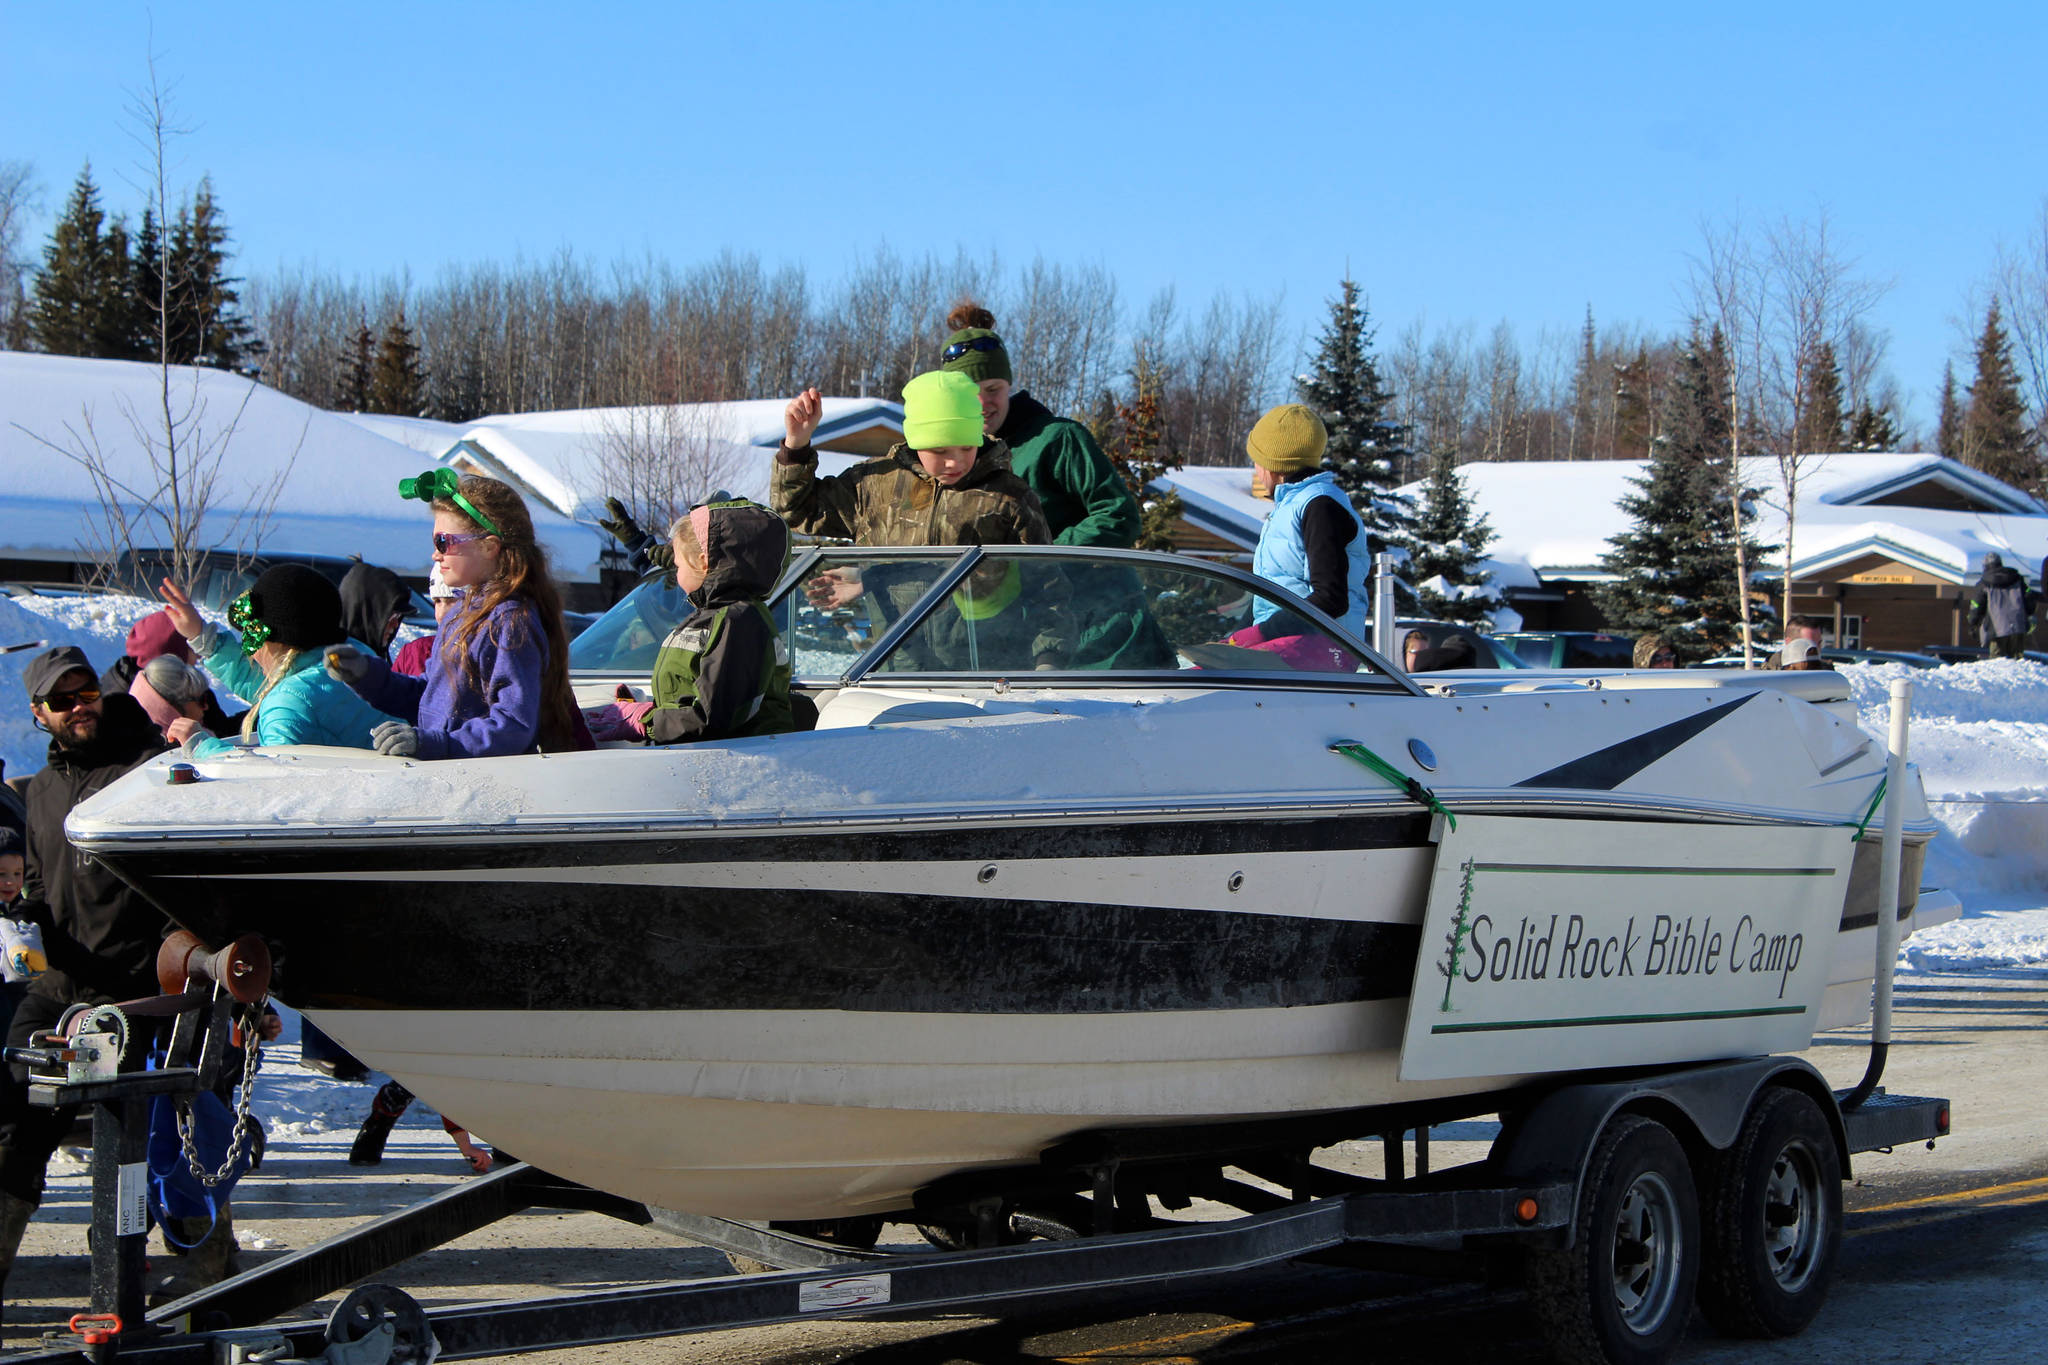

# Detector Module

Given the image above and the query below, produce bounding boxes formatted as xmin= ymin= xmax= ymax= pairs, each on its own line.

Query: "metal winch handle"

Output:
xmin=157 ymin=929 xmax=273 ymax=1003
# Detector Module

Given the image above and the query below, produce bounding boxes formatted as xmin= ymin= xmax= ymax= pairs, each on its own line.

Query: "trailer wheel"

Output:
xmin=1698 ymin=1087 xmax=1841 ymax=1337
xmin=1526 ymin=1114 xmax=1700 ymax=1365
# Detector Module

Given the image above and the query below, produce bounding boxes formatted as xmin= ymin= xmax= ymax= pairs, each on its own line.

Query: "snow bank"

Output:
xmin=1841 ymin=658 xmax=2048 ymax=973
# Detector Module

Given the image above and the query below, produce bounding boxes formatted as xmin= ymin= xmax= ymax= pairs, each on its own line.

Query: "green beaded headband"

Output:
xmin=227 ymin=592 xmax=270 ymax=656
xmin=398 ymin=468 xmax=500 ymax=535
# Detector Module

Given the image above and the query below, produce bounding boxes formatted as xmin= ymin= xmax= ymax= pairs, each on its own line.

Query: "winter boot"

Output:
xmin=148 ymin=1205 xmax=238 ymax=1306
xmin=348 ymin=1081 xmax=413 ymax=1167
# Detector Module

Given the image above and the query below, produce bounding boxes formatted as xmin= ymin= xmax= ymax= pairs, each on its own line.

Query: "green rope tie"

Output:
xmin=1847 ymin=775 xmax=1888 ymax=843
xmin=1329 ymin=741 xmax=1457 ymax=832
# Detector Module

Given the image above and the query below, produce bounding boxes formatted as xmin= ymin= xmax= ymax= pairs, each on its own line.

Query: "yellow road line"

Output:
xmin=1854 ymin=1173 xmax=2048 ymax=1215
xmin=1053 ymin=1320 xmax=1249 ymax=1362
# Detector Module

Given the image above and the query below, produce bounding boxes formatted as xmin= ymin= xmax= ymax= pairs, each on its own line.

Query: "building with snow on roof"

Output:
xmin=355 ymin=397 xmax=904 ymax=526
xmin=1153 ymin=454 xmax=2048 ymax=651
xmin=0 ymin=353 xmax=607 ymax=594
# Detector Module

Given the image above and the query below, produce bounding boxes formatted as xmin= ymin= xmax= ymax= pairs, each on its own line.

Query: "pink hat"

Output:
xmin=689 ymin=505 xmax=714 ymax=560
xmin=126 ymin=611 xmax=193 ymax=665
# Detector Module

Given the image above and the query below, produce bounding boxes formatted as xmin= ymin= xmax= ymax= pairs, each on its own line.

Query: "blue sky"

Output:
xmin=6 ymin=2 xmax=2042 ymax=431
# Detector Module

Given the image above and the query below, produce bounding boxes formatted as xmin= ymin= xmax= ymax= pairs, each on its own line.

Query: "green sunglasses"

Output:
xmin=398 ymin=468 xmax=501 ymax=535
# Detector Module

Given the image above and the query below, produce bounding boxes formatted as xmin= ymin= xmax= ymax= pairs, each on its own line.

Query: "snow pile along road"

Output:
xmin=1843 ymin=659 xmax=2048 ymax=973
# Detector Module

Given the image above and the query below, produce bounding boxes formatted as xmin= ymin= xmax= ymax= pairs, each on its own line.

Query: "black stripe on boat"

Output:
xmin=1514 ymin=693 xmax=1756 ymax=791
xmin=101 ymin=815 xmax=1431 ymax=1015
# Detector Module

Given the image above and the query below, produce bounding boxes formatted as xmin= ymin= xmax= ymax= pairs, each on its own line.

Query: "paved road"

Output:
xmin=6 ymin=975 xmax=2043 ymax=1362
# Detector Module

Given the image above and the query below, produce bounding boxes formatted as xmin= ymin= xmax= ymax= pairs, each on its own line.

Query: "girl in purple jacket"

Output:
xmin=330 ymin=472 xmax=583 ymax=758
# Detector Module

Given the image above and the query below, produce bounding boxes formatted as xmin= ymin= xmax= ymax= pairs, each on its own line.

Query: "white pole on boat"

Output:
xmin=1871 ymin=676 xmax=1913 ymax=1052
xmin=1374 ymin=553 xmax=1398 ymax=660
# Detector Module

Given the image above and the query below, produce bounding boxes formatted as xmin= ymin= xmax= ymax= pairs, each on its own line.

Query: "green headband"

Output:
xmin=227 ymin=592 xmax=270 ymax=656
xmin=399 ymin=468 xmax=500 ymax=535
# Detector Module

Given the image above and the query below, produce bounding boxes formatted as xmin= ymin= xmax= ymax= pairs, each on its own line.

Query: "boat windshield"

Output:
xmin=571 ymin=547 xmax=1409 ymax=688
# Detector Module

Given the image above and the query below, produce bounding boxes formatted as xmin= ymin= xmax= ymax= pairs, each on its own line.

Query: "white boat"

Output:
xmin=67 ymin=545 xmax=1956 ymax=1220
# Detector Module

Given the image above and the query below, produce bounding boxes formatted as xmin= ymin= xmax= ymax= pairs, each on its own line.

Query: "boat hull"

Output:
xmin=97 ymin=809 xmax=1926 ymax=1218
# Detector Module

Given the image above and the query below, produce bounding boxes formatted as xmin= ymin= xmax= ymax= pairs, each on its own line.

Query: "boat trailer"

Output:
xmin=1 ymin=1046 xmax=1948 ymax=1365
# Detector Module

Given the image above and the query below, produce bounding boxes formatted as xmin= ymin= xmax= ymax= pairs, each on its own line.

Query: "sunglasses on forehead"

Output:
xmin=942 ymin=336 xmax=1006 ymax=362
xmin=38 ymin=685 xmax=101 ymax=713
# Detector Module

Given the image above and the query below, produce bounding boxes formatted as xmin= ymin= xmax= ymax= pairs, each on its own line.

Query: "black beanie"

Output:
xmin=246 ymin=564 xmax=346 ymax=651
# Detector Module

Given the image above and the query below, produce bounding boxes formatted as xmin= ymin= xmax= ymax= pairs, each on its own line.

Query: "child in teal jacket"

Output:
xmin=157 ymin=565 xmax=400 ymax=758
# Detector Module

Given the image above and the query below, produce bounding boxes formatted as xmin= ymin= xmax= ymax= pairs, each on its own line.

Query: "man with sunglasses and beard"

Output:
xmin=0 ymin=648 xmax=168 ymax=1313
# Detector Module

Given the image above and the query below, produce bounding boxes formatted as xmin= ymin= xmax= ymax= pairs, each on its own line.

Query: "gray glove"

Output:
xmin=326 ymin=645 xmax=372 ymax=686
xmin=370 ymin=720 xmax=419 ymax=757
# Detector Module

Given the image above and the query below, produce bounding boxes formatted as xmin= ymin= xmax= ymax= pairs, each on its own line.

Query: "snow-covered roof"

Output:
xmin=1153 ymin=453 xmax=2048 ymax=591
xmin=332 ymin=411 xmax=467 ymax=458
xmin=435 ymin=397 xmax=903 ymax=521
xmin=1432 ymin=455 xmax=2048 ymax=587
xmin=0 ymin=353 xmax=606 ymax=580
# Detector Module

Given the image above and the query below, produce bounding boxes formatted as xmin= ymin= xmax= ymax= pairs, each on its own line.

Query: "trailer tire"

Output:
xmin=1698 ymin=1087 xmax=1841 ymax=1337
xmin=1525 ymin=1114 xmax=1700 ymax=1365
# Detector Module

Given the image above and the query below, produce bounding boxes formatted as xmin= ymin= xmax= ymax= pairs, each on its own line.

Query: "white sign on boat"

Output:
xmin=1399 ymin=815 xmax=1854 ymax=1081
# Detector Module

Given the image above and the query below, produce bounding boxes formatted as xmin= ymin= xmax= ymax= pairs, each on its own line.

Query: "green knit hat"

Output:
xmin=901 ymin=370 xmax=986 ymax=450
xmin=1246 ymin=403 xmax=1328 ymax=473
xmin=940 ymin=326 xmax=1013 ymax=384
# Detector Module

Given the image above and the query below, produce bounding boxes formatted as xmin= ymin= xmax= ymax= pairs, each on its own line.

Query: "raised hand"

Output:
xmin=598 ymin=496 xmax=646 ymax=547
xmin=784 ymin=388 xmax=825 ymax=450
xmin=157 ymin=578 xmax=205 ymax=641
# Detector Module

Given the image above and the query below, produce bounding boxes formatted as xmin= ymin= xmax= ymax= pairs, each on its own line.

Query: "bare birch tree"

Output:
xmin=0 ymin=159 xmax=38 ymax=348
xmin=26 ymin=56 xmax=297 ymax=587
xmin=1760 ymin=213 xmax=1889 ymax=630
xmin=1689 ymin=221 xmax=1765 ymax=665
xmin=1991 ymin=199 xmax=2048 ymax=453
xmin=589 ymin=404 xmax=751 ymax=539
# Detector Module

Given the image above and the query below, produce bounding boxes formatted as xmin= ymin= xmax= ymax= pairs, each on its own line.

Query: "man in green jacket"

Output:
xmin=941 ymin=304 xmax=1172 ymax=669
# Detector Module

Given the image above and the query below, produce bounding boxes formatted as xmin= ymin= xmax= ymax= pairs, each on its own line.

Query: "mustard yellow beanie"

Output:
xmin=1246 ymin=403 xmax=1328 ymax=473
xmin=902 ymin=370 xmax=986 ymax=450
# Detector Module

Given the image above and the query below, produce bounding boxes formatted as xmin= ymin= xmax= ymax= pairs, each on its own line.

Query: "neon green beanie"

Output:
xmin=901 ymin=371 xmax=986 ymax=450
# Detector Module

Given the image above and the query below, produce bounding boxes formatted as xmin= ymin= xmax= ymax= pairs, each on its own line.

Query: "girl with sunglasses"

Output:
xmin=328 ymin=471 xmax=586 ymax=758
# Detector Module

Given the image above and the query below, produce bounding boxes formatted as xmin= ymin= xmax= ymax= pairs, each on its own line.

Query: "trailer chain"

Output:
xmin=177 ymin=1002 xmax=265 ymax=1188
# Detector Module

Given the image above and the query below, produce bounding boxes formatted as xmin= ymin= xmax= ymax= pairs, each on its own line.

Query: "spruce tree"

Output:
xmin=1961 ymin=301 xmax=2040 ymax=490
xmin=339 ymin=313 xmax=375 ymax=412
xmin=1613 ymin=344 xmax=1657 ymax=456
xmin=1596 ymin=328 xmax=1773 ymax=660
xmin=1404 ymin=448 xmax=1499 ymax=626
xmin=1297 ymin=276 xmax=1414 ymax=541
xmin=1570 ymin=305 xmax=1599 ymax=458
xmin=1795 ymin=340 xmax=1845 ymax=453
xmin=368 ymin=307 xmax=427 ymax=416
xmin=164 ymin=179 xmax=259 ymax=370
xmin=1935 ymin=362 xmax=1962 ymax=460
xmin=1846 ymin=401 xmax=1900 ymax=452
xmin=29 ymin=165 xmax=138 ymax=359
xmin=130 ymin=206 xmax=165 ymax=359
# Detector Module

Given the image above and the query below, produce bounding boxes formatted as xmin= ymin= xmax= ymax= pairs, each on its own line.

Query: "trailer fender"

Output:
xmin=1489 ymin=1058 xmax=1849 ymax=1247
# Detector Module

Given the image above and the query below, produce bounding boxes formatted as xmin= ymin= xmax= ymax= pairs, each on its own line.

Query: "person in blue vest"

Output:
xmin=1235 ymin=405 xmax=1368 ymax=672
